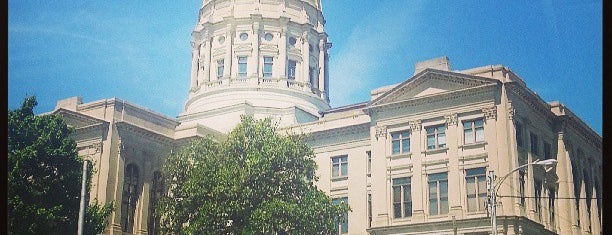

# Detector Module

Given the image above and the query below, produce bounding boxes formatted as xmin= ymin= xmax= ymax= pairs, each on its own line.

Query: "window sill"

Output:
xmin=331 ymin=176 xmax=348 ymax=182
xmin=392 ymin=217 xmax=412 ymax=223
xmin=423 ymin=147 xmax=449 ymax=155
xmin=460 ymin=141 xmax=487 ymax=150
xmin=388 ymin=152 xmax=412 ymax=160
xmin=427 ymin=214 xmax=449 ymax=220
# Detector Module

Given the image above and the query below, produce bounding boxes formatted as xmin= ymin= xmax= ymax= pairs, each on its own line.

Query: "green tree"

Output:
xmin=157 ymin=116 xmax=349 ymax=234
xmin=8 ymin=96 xmax=113 ymax=234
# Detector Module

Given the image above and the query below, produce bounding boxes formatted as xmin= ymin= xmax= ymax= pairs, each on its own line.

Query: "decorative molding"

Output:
xmin=409 ymin=120 xmax=422 ymax=131
xmin=444 ymin=113 xmax=458 ymax=126
xmin=482 ymin=106 xmax=497 ymax=121
xmin=507 ymin=104 xmax=516 ymax=120
xmin=375 ymin=125 xmax=387 ymax=139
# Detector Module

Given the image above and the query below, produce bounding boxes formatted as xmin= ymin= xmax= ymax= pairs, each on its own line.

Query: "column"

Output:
xmin=409 ymin=120 xmax=425 ymax=222
xmin=223 ymin=19 xmax=233 ymax=78
xmin=445 ymin=113 xmax=463 ymax=217
xmin=189 ymin=42 xmax=199 ymax=90
xmin=279 ymin=17 xmax=289 ymax=78
xmin=301 ymin=31 xmax=310 ymax=84
xmin=251 ymin=16 xmax=262 ymax=78
xmin=196 ymin=40 xmax=209 ymax=85
xmin=554 ymin=130 xmax=576 ymax=234
xmin=317 ymin=37 xmax=326 ymax=89
xmin=323 ymin=42 xmax=330 ymax=102
xmin=203 ymin=37 xmax=212 ymax=82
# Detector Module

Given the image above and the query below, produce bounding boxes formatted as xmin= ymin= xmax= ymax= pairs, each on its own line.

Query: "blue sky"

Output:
xmin=8 ymin=1 xmax=602 ymax=134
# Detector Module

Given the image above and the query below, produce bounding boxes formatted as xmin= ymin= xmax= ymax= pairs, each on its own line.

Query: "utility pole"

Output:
xmin=77 ymin=159 xmax=88 ymax=235
xmin=487 ymin=170 xmax=497 ymax=235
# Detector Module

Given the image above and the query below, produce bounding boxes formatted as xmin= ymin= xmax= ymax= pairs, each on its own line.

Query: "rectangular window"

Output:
xmin=392 ymin=177 xmax=412 ymax=218
xmin=465 ymin=168 xmax=487 ymax=212
xmin=391 ymin=130 xmax=410 ymax=155
xmin=366 ymin=151 xmax=371 ymax=175
xmin=238 ymin=56 xmax=247 ymax=78
xmin=463 ymin=119 xmax=484 ymax=144
xmin=331 ymin=155 xmax=348 ymax=178
xmin=217 ymin=59 xmax=224 ymax=79
xmin=535 ymin=179 xmax=542 ymax=216
xmin=519 ymin=170 xmax=526 ymax=205
xmin=549 ymin=188 xmax=555 ymax=226
xmin=530 ymin=132 xmax=539 ymax=155
xmin=515 ymin=122 xmax=524 ymax=147
xmin=367 ymin=193 xmax=372 ymax=228
xmin=426 ymin=125 xmax=446 ymax=150
xmin=543 ymin=141 xmax=552 ymax=160
xmin=309 ymin=67 xmax=316 ymax=85
xmin=287 ymin=60 xmax=296 ymax=80
xmin=263 ymin=56 xmax=273 ymax=78
xmin=428 ymin=172 xmax=448 ymax=215
xmin=332 ymin=197 xmax=348 ymax=234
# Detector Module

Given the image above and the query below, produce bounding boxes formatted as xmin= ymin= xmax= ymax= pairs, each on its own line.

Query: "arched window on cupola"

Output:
xmin=148 ymin=171 xmax=164 ymax=235
xmin=121 ymin=163 xmax=140 ymax=233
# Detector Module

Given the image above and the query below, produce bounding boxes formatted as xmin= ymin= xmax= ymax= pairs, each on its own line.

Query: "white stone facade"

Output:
xmin=49 ymin=1 xmax=601 ymax=234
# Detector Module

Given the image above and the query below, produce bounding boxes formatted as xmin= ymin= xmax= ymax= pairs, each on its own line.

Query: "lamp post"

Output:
xmin=487 ymin=159 xmax=557 ymax=235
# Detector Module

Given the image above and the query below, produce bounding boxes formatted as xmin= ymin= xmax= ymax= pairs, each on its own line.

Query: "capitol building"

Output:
xmin=49 ymin=0 xmax=601 ymax=234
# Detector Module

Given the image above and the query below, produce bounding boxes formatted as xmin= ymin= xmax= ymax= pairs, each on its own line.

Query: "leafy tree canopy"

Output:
xmin=157 ymin=116 xmax=349 ymax=234
xmin=8 ymin=96 xmax=113 ymax=234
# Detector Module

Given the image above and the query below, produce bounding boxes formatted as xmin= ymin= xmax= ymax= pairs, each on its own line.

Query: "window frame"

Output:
xmin=530 ymin=132 xmax=539 ymax=155
xmin=217 ymin=59 xmax=224 ymax=79
xmin=391 ymin=130 xmax=411 ymax=155
xmin=121 ymin=164 xmax=140 ymax=233
xmin=238 ymin=56 xmax=248 ymax=78
xmin=332 ymin=197 xmax=349 ymax=234
xmin=263 ymin=56 xmax=273 ymax=78
xmin=428 ymin=172 xmax=449 ymax=215
xmin=463 ymin=119 xmax=485 ymax=144
xmin=426 ymin=125 xmax=447 ymax=150
xmin=331 ymin=155 xmax=348 ymax=178
xmin=392 ymin=177 xmax=412 ymax=219
xmin=287 ymin=60 xmax=296 ymax=80
xmin=465 ymin=167 xmax=487 ymax=212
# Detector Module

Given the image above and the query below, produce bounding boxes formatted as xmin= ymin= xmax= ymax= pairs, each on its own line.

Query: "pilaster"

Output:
xmin=445 ymin=113 xmax=462 ymax=217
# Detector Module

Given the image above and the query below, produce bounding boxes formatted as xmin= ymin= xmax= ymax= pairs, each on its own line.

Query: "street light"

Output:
xmin=487 ymin=159 xmax=557 ymax=235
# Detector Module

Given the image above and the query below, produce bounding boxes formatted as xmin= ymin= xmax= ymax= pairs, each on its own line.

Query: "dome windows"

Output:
xmin=240 ymin=33 xmax=249 ymax=41
xmin=288 ymin=37 xmax=297 ymax=46
xmin=264 ymin=33 xmax=274 ymax=42
xmin=218 ymin=36 xmax=225 ymax=44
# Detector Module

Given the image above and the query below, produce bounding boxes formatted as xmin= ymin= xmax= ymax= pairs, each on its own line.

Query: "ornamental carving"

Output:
xmin=482 ymin=106 xmax=497 ymax=121
xmin=375 ymin=125 xmax=387 ymax=139
xmin=508 ymin=105 xmax=516 ymax=120
xmin=444 ymin=113 xmax=458 ymax=126
xmin=409 ymin=120 xmax=422 ymax=131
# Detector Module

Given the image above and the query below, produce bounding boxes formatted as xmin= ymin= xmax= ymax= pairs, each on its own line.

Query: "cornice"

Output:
xmin=115 ymin=121 xmax=175 ymax=147
xmin=304 ymin=122 xmax=370 ymax=141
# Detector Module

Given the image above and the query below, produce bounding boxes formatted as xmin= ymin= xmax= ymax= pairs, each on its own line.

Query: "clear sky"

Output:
xmin=8 ymin=1 xmax=602 ymax=135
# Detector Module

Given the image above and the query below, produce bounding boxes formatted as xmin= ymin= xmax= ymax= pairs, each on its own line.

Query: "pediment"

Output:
xmin=53 ymin=108 xmax=108 ymax=129
xmin=369 ymin=68 xmax=499 ymax=107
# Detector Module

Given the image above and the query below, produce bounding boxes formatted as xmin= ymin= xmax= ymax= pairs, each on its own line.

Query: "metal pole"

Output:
xmin=488 ymin=170 xmax=497 ymax=235
xmin=77 ymin=159 xmax=88 ymax=235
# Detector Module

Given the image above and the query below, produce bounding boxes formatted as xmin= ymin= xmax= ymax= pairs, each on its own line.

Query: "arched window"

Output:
xmin=148 ymin=171 xmax=164 ymax=235
xmin=121 ymin=164 xmax=140 ymax=232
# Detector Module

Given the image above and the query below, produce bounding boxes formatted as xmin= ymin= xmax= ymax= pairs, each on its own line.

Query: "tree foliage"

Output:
xmin=157 ymin=116 xmax=349 ymax=234
xmin=8 ymin=96 xmax=113 ymax=235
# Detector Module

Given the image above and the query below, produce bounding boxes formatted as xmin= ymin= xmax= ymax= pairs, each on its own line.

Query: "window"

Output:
xmin=534 ymin=179 xmax=542 ymax=216
xmin=309 ymin=67 xmax=316 ymax=85
xmin=287 ymin=60 xmax=296 ymax=80
xmin=391 ymin=130 xmax=410 ymax=155
xmin=393 ymin=177 xmax=412 ymax=218
xmin=543 ymin=141 xmax=552 ymax=160
xmin=148 ymin=171 xmax=164 ymax=235
xmin=238 ymin=56 xmax=247 ymax=78
xmin=428 ymin=172 xmax=448 ymax=215
xmin=121 ymin=164 xmax=139 ymax=233
xmin=571 ymin=160 xmax=581 ymax=225
xmin=426 ymin=125 xmax=446 ymax=150
xmin=519 ymin=170 xmax=526 ymax=205
xmin=366 ymin=151 xmax=371 ymax=175
xmin=332 ymin=155 xmax=348 ymax=178
xmin=263 ymin=56 xmax=273 ymax=78
xmin=463 ymin=119 xmax=484 ymax=144
xmin=515 ymin=122 xmax=524 ymax=147
xmin=530 ymin=132 xmax=539 ymax=155
xmin=548 ymin=187 xmax=555 ymax=227
xmin=465 ymin=168 xmax=487 ymax=212
xmin=332 ymin=197 xmax=348 ymax=234
xmin=217 ymin=59 xmax=224 ymax=79
xmin=367 ymin=193 xmax=372 ymax=228
xmin=239 ymin=32 xmax=248 ymax=41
